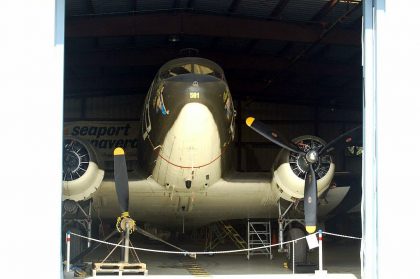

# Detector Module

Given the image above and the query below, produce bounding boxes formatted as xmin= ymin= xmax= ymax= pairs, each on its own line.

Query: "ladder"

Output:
xmin=205 ymin=221 xmax=247 ymax=252
xmin=220 ymin=221 xmax=247 ymax=250
xmin=247 ymin=220 xmax=272 ymax=260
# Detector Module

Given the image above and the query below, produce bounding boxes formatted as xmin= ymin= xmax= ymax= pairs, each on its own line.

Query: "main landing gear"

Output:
xmin=277 ymin=199 xmax=308 ymax=265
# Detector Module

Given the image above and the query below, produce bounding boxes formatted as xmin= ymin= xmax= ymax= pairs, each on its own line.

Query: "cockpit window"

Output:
xmin=194 ymin=64 xmax=215 ymax=75
xmin=160 ymin=63 xmax=224 ymax=80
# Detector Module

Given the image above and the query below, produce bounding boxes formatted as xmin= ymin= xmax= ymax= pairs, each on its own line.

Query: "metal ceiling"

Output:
xmin=65 ymin=0 xmax=363 ymax=111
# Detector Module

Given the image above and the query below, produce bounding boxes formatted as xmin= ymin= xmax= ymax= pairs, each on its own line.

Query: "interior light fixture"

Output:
xmin=168 ymin=35 xmax=180 ymax=43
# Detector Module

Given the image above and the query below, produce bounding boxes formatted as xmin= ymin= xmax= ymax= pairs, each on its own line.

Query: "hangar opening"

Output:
xmin=62 ymin=0 xmax=363 ymax=277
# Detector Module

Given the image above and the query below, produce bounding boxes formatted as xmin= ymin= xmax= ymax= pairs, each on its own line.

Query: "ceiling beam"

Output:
xmin=66 ymin=48 xmax=361 ymax=77
xmin=66 ymin=12 xmax=360 ymax=46
xmin=312 ymin=0 xmax=339 ymax=22
xmin=65 ymin=74 xmax=360 ymax=96
xmin=270 ymin=0 xmax=291 ymax=18
xmin=63 ymin=76 xmax=268 ymax=95
xmin=245 ymin=0 xmax=290 ymax=54
xmin=262 ymin=1 xmax=362 ymax=93
xmin=64 ymin=90 xmax=361 ymax=110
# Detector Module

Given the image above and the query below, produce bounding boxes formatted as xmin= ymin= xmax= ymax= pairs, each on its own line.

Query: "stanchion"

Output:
xmin=66 ymin=231 xmax=71 ymax=273
xmin=315 ymin=230 xmax=328 ymax=277
xmin=292 ymin=240 xmax=295 ymax=274
xmin=319 ymin=230 xmax=323 ymax=271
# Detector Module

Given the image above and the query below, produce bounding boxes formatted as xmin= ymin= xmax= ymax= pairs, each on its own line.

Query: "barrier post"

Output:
xmin=315 ymin=229 xmax=328 ymax=277
xmin=66 ymin=231 xmax=71 ymax=272
xmin=292 ymin=240 xmax=295 ymax=274
xmin=319 ymin=230 xmax=323 ymax=271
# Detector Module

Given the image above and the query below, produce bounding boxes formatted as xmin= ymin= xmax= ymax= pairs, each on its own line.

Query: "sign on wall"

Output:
xmin=64 ymin=121 xmax=140 ymax=163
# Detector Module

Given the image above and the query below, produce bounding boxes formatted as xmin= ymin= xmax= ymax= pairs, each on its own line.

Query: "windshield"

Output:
xmin=159 ymin=58 xmax=225 ymax=80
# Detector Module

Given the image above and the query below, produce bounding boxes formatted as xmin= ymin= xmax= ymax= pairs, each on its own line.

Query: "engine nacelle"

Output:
xmin=272 ymin=135 xmax=335 ymax=202
xmin=62 ymin=137 xmax=104 ymax=201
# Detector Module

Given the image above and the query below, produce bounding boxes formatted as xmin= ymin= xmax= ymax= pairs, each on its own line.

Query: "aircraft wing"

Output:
xmin=92 ymin=170 xmax=352 ymax=228
xmin=92 ymin=172 xmax=279 ymax=228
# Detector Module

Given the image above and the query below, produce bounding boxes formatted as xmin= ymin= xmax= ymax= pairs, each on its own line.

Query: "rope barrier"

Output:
xmin=70 ymin=232 xmax=307 ymax=255
xmin=323 ymin=231 xmax=362 ymax=240
xmin=69 ymin=230 xmax=361 ymax=256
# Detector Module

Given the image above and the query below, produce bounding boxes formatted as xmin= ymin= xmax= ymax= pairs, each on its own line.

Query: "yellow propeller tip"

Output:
xmin=114 ymin=147 xmax=125 ymax=155
xmin=306 ymin=226 xmax=317 ymax=234
xmin=246 ymin=117 xmax=255 ymax=127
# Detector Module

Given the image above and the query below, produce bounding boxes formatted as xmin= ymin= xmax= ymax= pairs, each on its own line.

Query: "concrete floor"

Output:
xmin=66 ymin=235 xmax=361 ymax=278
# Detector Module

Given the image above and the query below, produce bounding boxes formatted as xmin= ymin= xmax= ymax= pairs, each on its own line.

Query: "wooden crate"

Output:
xmin=93 ymin=262 xmax=148 ymax=276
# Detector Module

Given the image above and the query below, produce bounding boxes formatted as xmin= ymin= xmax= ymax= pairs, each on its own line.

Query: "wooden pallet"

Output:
xmin=92 ymin=262 xmax=148 ymax=276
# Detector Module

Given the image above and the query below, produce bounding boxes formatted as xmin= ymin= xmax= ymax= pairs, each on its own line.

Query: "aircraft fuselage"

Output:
xmin=139 ymin=58 xmax=236 ymax=192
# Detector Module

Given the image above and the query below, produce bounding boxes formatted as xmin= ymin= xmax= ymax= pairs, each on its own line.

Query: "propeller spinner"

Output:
xmin=246 ymin=117 xmax=361 ymax=233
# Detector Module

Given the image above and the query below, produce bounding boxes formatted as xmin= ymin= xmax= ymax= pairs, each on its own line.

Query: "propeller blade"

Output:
xmin=319 ymin=125 xmax=362 ymax=155
xmin=245 ymin=117 xmax=304 ymax=154
xmin=114 ymin=147 xmax=129 ymax=213
xmin=304 ymin=164 xmax=317 ymax=233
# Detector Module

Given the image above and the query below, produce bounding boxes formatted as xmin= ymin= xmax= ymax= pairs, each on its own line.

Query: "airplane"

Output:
xmin=62 ymin=57 xmax=361 ymax=262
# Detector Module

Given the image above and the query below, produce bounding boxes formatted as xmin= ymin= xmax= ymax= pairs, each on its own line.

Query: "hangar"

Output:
xmin=0 ymin=0 xmax=420 ymax=279
xmin=62 ymin=0 xmax=364 ymax=277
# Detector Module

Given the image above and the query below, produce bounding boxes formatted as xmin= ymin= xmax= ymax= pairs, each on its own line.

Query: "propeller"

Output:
xmin=304 ymin=164 xmax=317 ymax=233
xmin=114 ymin=147 xmax=194 ymax=258
xmin=246 ymin=117 xmax=304 ymax=155
xmin=114 ymin=147 xmax=129 ymax=213
xmin=113 ymin=147 xmax=135 ymax=233
xmin=246 ymin=117 xmax=361 ymax=233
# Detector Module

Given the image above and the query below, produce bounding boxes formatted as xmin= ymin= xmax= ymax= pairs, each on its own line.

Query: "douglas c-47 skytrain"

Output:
xmin=62 ymin=57 xmax=361 ymax=262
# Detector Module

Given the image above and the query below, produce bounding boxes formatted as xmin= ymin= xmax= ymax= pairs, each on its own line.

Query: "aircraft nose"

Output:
xmin=159 ymin=74 xmax=229 ymax=114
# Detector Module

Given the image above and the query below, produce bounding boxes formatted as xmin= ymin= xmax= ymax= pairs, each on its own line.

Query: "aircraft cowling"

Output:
xmin=272 ymin=135 xmax=335 ymax=202
xmin=62 ymin=137 xmax=104 ymax=201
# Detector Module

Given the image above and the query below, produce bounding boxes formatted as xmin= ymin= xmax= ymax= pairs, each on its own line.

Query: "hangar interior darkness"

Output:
xmin=65 ymin=0 xmax=362 ymax=171
xmin=63 ymin=0 xmax=363 ymax=276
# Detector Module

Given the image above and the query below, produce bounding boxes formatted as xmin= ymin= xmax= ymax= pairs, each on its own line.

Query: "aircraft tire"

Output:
xmin=286 ymin=227 xmax=307 ymax=264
